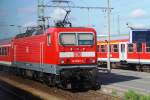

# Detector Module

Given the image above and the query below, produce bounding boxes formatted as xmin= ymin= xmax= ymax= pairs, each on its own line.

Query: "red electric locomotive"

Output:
xmin=0 ymin=27 xmax=100 ymax=89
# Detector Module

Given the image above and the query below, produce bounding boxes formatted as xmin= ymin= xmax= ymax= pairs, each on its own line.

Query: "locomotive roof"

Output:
xmin=14 ymin=27 xmax=95 ymax=39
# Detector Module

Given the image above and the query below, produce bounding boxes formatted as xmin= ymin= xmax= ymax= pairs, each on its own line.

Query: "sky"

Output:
xmin=0 ymin=0 xmax=150 ymax=39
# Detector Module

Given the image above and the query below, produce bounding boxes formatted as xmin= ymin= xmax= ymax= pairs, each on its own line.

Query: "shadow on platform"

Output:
xmin=98 ymin=72 xmax=140 ymax=85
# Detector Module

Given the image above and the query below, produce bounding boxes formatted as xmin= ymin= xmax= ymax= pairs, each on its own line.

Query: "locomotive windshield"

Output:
xmin=78 ymin=33 xmax=93 ymax=45
xmin=60 ymin=33 xmax=76 ymax=45
xmin=59 ymin=33 xmax=94 ymax=46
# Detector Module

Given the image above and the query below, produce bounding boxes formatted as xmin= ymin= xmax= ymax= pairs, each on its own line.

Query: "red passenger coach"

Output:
xmin=97 ymin=38 xmax=129 ymax=66
xmin=97 ymin=29 xmax=150 ymax=72
xmin=0 ymin=38 xmax=12 ymax=66
xmin=0 ymin=27 xmax=100 ymax=89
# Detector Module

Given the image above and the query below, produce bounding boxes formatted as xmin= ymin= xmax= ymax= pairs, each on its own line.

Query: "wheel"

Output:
xmin=142 ymin=65 xmax=150 ymax=73
xmin=111 ymin=63 xmax=117 ymax=69
xmin=136 ymin=65 xmax=142 ymax=72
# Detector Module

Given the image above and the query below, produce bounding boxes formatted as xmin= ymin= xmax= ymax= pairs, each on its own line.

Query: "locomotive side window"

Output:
xmin=78 ymin=33 xmax=94 ymax=45
xmin=137 ymin=43 xmax=142 ymax=52
xmin=113 ymin=44 xmax=118 ymax=52
xmin=128 ymin=44 xmax=134 ymax=52
xmin=146 ymin=42 xmax=150 ymax=52
xmin=47 ymin=34 xmax=51 ymax=46
xmin=101 ymin=45 xmax=106 ymax=52
xmin=60 ymin=33 xmax=76 ymax=46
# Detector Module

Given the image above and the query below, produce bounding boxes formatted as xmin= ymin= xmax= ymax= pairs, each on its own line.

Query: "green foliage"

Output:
xmin=111 ymin=90 xmax=117 ymax=96
xmin=124 ymin=90 xmax=150 ymax=100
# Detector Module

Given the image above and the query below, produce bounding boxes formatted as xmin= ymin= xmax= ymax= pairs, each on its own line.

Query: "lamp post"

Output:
xmin=107 ymin=0 xmax=111 ymax=72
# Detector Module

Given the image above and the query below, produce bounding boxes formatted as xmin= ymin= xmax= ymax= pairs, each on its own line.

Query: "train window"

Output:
xmin=146 ymin=42 xmax=150 ymax=52
xmin=97 ymin=45 xmax=100 ymax=52
xmin=137 ymin=43 xmax=142 ymax=52
xmin=109 ymin=45 xmax=111 ymax=52
xmin=60 ymin=33 xmax=76 ymax=46
xmin=6 ymin=48 xmax=8 ymax=55
xmin=4 ymin=48 xmax=6 ymax=55
xmin=128 ymin=44 xmax=134 ymax=52
xmin=47 ymin=34 xmax=51 ymax=46
xmin=2 ymin=48 xmax=4 ymax=56
xmin=113 ymin=44 xmax=118 ymax=52
xmin=101 ymin=45 xmax=105 ymax=52
xmin=0 ymin=47 xmax=8 ymax=56
xmin=0 ymin=48 xmax=1 ymax=55
xmin=78 ymin=33 xmax=94 ymax=45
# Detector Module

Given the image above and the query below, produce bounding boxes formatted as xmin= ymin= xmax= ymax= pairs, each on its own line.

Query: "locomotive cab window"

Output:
xmin=59 ymin=33 xmax=94 ymax=46
xmin=113 ymin=44 xmax=118 ymax=52
xmin=47 ymin=34 xmax=51 ymax=46
xmin=137 ymin=43 xmax=142 ymax=52
xmin=78 ymin=33 xmax=94 ymax=45
xmin=128 ymin=44 xmax=134 ymax=52
xmin=60 ymin=33 xmax=76 ymax=46
xmin=146 ymin=42 xmax=150 ymax=52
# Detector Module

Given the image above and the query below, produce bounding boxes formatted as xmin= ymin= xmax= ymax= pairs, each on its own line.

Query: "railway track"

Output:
xmin=0 ymin=84 xmax=24 ymax=100
xmin=0 ymin=71 xmax=121 ymax=100
xmin=0 ymin=80 xmax=42 ymax=100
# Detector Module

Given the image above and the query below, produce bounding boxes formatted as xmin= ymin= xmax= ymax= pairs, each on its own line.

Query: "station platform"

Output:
xmin=99 ymin=69 xmax=150 ymax=96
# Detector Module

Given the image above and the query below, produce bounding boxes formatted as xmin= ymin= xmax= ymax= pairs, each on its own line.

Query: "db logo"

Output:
xmin=74 ymin=52 xmax=81 ymax=57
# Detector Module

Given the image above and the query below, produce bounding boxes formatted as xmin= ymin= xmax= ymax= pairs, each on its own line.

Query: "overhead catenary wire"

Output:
xmin=38 ymin=5 xmax=113 ymax=10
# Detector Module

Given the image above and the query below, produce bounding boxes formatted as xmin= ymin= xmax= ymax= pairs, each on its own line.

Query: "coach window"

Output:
xmin=7 ymin=47 xmax=9 ymax=55
xmin=0 ymin=48 xmax=1 ymax=55
xmin=6 ymin=47 xmax=8 ymax=56
xmin=47 ymin=34 xmax=51 ymax=46
xmin=113 ymin=44 xmax=118 ymax=52
xmin=146 ymin=42 xmax=150 ymax=52
xmin=128 ymin=44 xmax=134 ymax=52
xmin=4 ymin=48 xmax=6 ymax=55
xmin=101 ymin=45 xmax=105 ymax=52
xmin=109 ymin=45 xmax=111 ymax=52
xmin=97 ymin=45 xmax=100 ymax=52
xmin=2 ymin=48 xmax=4 ymax=56
xmin=137 ymin=43 xmax=142 ymax=52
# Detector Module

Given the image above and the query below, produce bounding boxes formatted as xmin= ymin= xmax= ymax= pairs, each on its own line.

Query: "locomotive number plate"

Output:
xmin=74 ymin=52 xmax=81 ymax=57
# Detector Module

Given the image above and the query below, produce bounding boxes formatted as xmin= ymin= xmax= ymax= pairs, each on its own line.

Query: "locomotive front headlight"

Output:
xmin=60 ymin=59 xmax=65 ymax=64
xmin=91 ymin=59 xmax=95 ymax=63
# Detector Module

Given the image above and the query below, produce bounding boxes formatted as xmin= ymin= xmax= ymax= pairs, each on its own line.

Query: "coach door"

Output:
xmin=119 ymin=43 xmax=127 ymax=61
